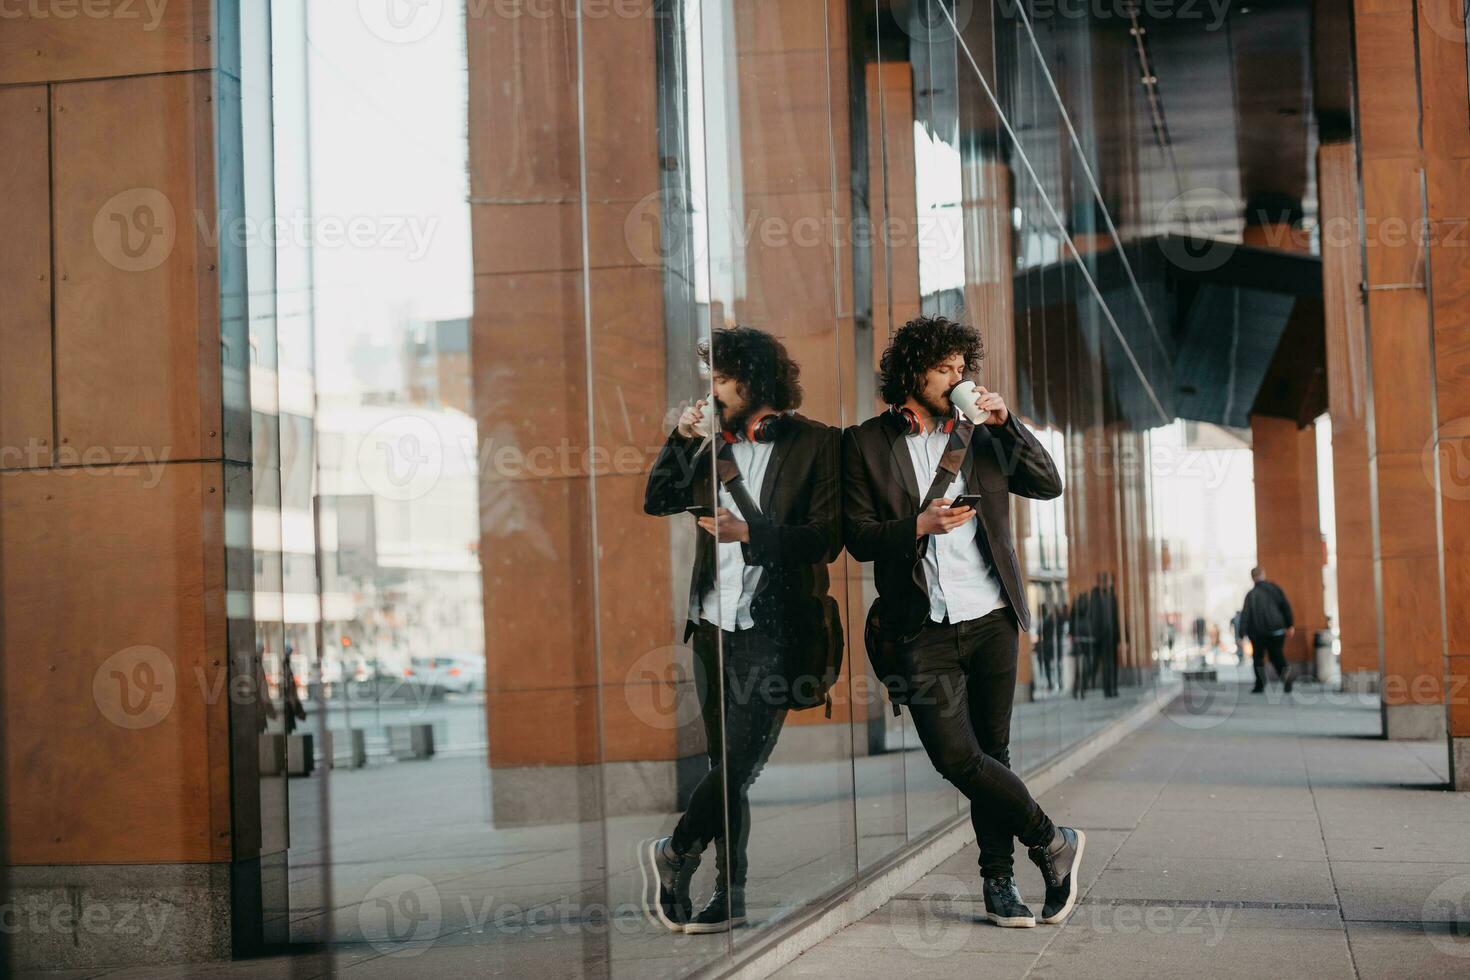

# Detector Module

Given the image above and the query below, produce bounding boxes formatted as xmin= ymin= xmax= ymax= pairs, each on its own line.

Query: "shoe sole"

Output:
xmin=986 ymin=912 xmax=1036 ymax=928
xmin=638 ymin=837 xmax=682 ymax=932
xmin=683 ymin=915 xmax=747 ymax=934
xmin=1038 ymin=830 xmax=1085 ymax=925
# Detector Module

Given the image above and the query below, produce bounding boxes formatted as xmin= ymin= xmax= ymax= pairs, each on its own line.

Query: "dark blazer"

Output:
xmin=842 ymin=410 xmax=1062 ymax=635
xmin=1240 ymin=580 xmax=1293 ymax=638
xmin=644 ymin=414 xmax=842 ymax=643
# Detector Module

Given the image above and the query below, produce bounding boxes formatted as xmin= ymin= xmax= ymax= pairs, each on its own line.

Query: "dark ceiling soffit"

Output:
xmin=1161 ymin=235 xmax=1323 ymax=298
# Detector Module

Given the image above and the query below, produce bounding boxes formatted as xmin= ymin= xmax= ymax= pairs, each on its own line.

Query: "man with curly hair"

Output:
xmin=640 ymin=326 xmax=841 ymax=933
xmin=842 ymin=314 xmax=1085 ymax=928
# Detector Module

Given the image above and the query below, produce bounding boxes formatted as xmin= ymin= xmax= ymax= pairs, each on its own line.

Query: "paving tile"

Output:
xmin=1345 ymin=919 xmax=1470 ymax=979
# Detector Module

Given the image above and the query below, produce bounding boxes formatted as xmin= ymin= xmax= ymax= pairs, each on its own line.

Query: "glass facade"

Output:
xmin=5 ymin=0 xmax=1274 ymax=974
xmin=239 ymin=1 xmax=1176 ymax=974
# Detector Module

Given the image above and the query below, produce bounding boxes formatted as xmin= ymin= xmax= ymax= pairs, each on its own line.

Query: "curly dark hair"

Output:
xmin=698 ymin=326 xmax=804 ymax=411
xmin=878 ymin=314 xmax=983 ymax=405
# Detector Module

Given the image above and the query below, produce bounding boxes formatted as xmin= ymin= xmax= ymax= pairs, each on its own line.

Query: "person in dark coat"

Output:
xmin=1239 ymin=566 xmax=1295 ymax=694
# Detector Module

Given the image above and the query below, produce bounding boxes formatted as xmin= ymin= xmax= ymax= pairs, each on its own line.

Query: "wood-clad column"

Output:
xmin=729 ymin=0 xmax=859 ymax=744
xmin=1351 ymin=0 xmax=1451 ymax=741
xmin=468 ymin=3 xmax=679 ymax=823
xmin=858 ymin=58 xmax=921 ymax=731
xmin=1318 ymin=141 xmax=1381 ymax=693
xmin=0 ymin=1 xmax=265 ymax=968
xmin=1417 ymin=0 xmax=1470 ymax=779
xmin=1250 ymin=416 xmax=1327 ymax=675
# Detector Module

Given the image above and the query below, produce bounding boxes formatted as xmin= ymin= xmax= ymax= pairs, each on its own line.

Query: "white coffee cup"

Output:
xmin=691 ymin=405 xmax=713 ymax=439
xmin=949 ymin=380 xmax=986 ymax=423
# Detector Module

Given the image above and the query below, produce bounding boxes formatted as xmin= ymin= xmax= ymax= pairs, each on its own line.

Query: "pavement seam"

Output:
xmin=1295 ymin=692 xmax=1363 ymax=979
xmin=1017 ymin=698 xmax=1199 ymax=978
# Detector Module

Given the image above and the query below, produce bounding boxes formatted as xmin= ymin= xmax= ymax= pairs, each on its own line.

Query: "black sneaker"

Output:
xmin=1250 ymin=686 xmax=1265 ymax=694
xmin=982 ymin=875 xmax=1035 ymax=928
xmin=1028 ymin=827 xmax=1085 ymax=924
xmin=1282 ymin=668 xmax=1294 ymax=694
xmin=639 ymin=836 xmax=698 ymax=931
xmin=683 ymin=886 xmax=746 ymax=934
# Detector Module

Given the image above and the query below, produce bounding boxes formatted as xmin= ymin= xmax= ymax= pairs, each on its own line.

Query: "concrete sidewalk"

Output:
xmin=773 ymin=680 xmax=1470 ymax=979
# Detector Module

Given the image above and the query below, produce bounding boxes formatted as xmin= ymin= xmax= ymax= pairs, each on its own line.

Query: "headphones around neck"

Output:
xmin=721 ymin=412 xmax=785 ymax=444
xmin=890 ymin=404 xmax=958 ymax=437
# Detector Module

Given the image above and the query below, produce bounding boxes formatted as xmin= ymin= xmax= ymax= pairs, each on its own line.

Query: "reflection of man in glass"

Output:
xmin=640 ymin=326 xmax=841 ymax=933
xmin=843 ymin=315 xmax=1085 ymax=928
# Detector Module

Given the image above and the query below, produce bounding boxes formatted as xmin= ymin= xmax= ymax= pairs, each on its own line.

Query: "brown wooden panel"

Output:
xmin=1417 ymin=0 xmax=1470 ymax=161
xmin=479 ymin=472 xmax=598 ymax=694
xmin=1375 ymin=450 xmax=1441 ymax=559
xmin=1 ymin=462 xmax=229 ymax=864
xmin=866 ymin=62 xmax=921 ymax=360
xmin=1379 ymin=553 xmax=1447 ymax=705
xmin=736 ymin=50 xmax=842 ymax=197
xmin=1439 ymin=454 xmax=1470 ymax=656
xmin=1430 ymin=225 xmax=1470 ymax=421
xmin=0 ymin=86 xmax=53 ymax=466
xmin=486 ymin=687 xmax=599 ymax=768
xmin=0 ymin=0 xmax=212 ymax=85
xmin=1360 ymin=157 xmax=1427 ymax=288
xmin=1365 ymin=288 xmax=1435 ymax=453
xmin=471 ymin=200 xmax=663 ymax=278
xmin=1425 ymin=157 xmax=1470 ymax=225
xmin=732 ymin=0 xmax=832 ymax=55
xmin=595 ymin=473 xmax=675 ymax=684
xmin=1252 ymin=415 xmax=1326 ymax=665
xmin=1336 ymin=556 xmax=1380 ymax=675
xmin=1352 ymin=3 xmax=1423 ymax=159
xmin=738 ymin=190 xmax=840 ymax=327
xmin=1450 ymin=655 xmax=1470 ymax=736
xmin=52 ymin=72 xmax=221 ymax=463
xmin=467 ymin=4 xmax=657 ymax=205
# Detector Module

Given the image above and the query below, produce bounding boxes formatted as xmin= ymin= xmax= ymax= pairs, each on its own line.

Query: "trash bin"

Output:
xmin=1314 ymin=629 xmax=1338 ymax=685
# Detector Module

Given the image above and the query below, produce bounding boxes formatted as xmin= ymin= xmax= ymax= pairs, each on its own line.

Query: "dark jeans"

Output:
xmin=1250 ymin=633 xmax=1290 ymax=689
xmin=900 ymin=606 xmax=1056 ymax=879
xmin=671 ymin=623 xmax=788 ymax=888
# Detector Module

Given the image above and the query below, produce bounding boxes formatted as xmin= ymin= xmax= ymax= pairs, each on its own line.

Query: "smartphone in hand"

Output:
xmin=686 ymin=505 xmax=717 ymax=519
xmin=948 ymin=493 xmax=982 ymax=510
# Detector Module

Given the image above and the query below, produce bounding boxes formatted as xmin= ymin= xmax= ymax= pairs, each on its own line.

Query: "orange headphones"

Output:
xmin=721 ymin=412 xmax=785 ymax=444
xmin=890 ymin=404 xmax=958 ymax=437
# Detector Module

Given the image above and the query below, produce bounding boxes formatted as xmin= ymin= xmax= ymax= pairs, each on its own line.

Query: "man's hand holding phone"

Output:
xmin=916 ymin=497 xmax=974 ymax=537
xmin=697 ymin=506 xmax=749 ymax=543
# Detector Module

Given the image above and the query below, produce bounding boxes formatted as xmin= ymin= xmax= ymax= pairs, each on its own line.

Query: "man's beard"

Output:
xmin=714 ymin=397 xmax=751 ymax=435
xmin=916 ymin=388 xmax=951 ymax=421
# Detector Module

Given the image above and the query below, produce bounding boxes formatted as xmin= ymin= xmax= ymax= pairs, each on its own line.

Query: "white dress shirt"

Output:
xmin=699 ymin=437 xmax=774 ymax=631
xmin=905 ymin=425 xmax=1007 ymax=624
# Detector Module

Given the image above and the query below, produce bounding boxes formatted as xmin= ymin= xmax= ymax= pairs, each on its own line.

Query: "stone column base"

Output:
xmin=3 ymin=860 xmax=259 ymax=970
xmin=1383 ymin=702 xmax=1446 ymax=740
xmin=1340 ymin=670 xmax=1380 ymax=695
xmin=1451 ymin=737 xmax=1470 ymax=791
